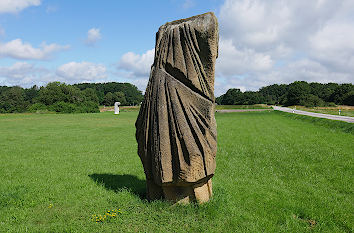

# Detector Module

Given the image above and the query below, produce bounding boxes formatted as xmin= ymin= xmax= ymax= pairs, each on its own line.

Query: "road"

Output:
xmin=272 ymin=106 xmax=354 ymax=123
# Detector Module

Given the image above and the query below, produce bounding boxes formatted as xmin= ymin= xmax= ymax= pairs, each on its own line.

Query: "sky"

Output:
xmin=0 ymin=0 xmax=353 ymax=96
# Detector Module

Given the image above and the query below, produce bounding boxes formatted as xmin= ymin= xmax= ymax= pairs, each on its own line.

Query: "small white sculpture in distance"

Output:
xmin=114 ymin=102 xmax=121 ymax=115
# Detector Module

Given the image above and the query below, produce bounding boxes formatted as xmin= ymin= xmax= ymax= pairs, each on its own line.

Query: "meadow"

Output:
xmin=0 ymin=111 xmax=353 ymax=232
xmin=215 ymin=104 xmax=271 ymax=110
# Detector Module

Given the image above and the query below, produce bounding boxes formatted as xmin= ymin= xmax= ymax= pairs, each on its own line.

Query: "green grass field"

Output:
xmin=0 ymin=111 xmax=353 ymax=232
xmin=215 ymin=104 xmax=271 ymax=110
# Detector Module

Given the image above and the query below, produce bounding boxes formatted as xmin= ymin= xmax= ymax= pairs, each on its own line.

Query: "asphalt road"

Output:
xmin=272 ymin=106 xmax=354 ymax=123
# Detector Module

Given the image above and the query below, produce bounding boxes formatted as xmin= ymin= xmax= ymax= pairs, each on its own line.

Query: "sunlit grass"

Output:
xmin=215 ymin=104 xmax=271 ymax=110
xmin=0 ymin=111 xmax=352 ymax=232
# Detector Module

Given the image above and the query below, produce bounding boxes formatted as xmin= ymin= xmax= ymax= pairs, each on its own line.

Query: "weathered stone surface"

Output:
xmin=135 ymin=12 xmax=218 ymax=203
xmin=114 ymin=102 xmax=120 ymax=115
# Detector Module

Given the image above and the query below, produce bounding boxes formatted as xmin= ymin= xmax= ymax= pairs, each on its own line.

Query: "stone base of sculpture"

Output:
xmin=146 ymin=178 xmax=212 ymax=204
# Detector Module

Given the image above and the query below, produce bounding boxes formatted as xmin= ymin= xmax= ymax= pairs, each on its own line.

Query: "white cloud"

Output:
xmin=215 ymin=0 xmax=354 ymax=96
xmin=0 ymin=0 xmax=41 ymax=14
xmin=309 ymin=22 xmax=354 ymax=72
xmin=0 ymin=61 xmax=109 ymax=87
xmin=0 ymin=62 xmax=48 ymax=86
xmin=216 ymin=38 xmax=273 ymax=76
xmin=116 ymin=49 xmax=154 ymax=91
xmin=0 ymin=39 xmax=69 ymax=60
xmin=0 ymin=62 xmax=35 ymax=80
xmin=115 ymin=49 xmax=155 ymax=91
xmin=112 ymin=0 xmax=354 ymax=94
xmin=56 ymin=61 xmax=107 ymax=82
xmin=85 ymin=28 xmax=101 ymax=46
xmin=4 ymin=0 xmax=353 ymax=95
xmin=118 ymin=49 xmax=154 ymax=76
xmin=215 ymin=58 xmax=353 ymax=97
xmin=115 ymin=0 xmax=354 ymax=95
xmin=220 ymin=0 xmax=290 ymax=49
xmin=262 ymin=59 xmax=352 ymax=87
xmin=131 ymin=78 xmax=149 ymax=92
xmin=219 ymin=0 xmax=340 ymax=51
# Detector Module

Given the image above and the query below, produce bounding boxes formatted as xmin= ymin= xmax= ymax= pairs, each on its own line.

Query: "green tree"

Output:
xmin=323 ymin=83 xmax=339 ymax=102
xmin=299 ymin=94 xmax=325 ymax=107
xmin=37 ymin=82 xmax=68 ymax=105
xmin=330 ymin=84 xmax=354 ymax=105
xmin=24 ymin=85 xmax=39 ymax=104
xmin=103 ymin=92 xmax=114 ymax=106
xmin=0 ymin=86 xmax=9 ymax=96
xmin=242 ymin=91 xmax=263 ymax=105
xmin=342 ymin=91 xmax=354 ymax=106
xmin=103 ymin=91 xmax=127 ymax=106
xmin=35 ymin=82 xmax=99 ymax=113
xmin=113 ymin=91 xmax=127 ymax=105
xmin=220 ymin=88 xmax=242 ymax=105
xmin=73 ymin=82 xmax=143 ymax=106
xmin=0 ymin=86 xmax=27 ymax=113
xmin=285 ymin=81 xmax=311 ymax=106
xmin=259 ymin=84 xmax=288 ymax=105
xmin=83 ymin=88 xmax=99 ymax=103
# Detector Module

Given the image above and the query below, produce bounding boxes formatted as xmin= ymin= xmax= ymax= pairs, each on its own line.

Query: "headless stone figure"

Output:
xmin=135 ymin=12 xmax=218 ymax=204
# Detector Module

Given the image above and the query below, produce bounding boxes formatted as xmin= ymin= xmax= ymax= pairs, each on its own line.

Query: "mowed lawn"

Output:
xmin=0 ymin=111 xmax=353 ymax=232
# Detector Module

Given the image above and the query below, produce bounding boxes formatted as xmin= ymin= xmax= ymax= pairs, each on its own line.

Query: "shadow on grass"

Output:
xmin=89 ymin=173 xmax=146 ymax=200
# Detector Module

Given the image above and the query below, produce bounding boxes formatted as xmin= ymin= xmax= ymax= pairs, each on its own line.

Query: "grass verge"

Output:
xmin=275 ymin=110 xmax=354 ymax=134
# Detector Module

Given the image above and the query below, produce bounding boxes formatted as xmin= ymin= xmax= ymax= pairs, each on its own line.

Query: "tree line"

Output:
xmin=1 ymin=81 xmax=352 ymax=113
xmin=216 ymin=81 xmax=354 ymax=107
xmin=0 ymin=82 xmax=144 ymax=113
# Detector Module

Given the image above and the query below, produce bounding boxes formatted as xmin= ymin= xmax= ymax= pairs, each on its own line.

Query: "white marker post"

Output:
xmin=114 ymin=102 xmax=120 ymax=115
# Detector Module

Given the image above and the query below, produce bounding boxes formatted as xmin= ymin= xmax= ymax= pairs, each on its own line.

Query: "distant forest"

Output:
xmin=1 ymin=80 xmax=353 ymax=113
xmin=0 ymin=82 xmax=143 ymax=113
xmin=216 ymin=81 xmax=354 ymax=107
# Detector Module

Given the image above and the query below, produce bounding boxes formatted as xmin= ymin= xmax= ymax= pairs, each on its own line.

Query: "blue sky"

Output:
xmin=0 ymin=0 xmax=219 ymax=66
xmin=0 ymin=0 xmax=353 ymax=96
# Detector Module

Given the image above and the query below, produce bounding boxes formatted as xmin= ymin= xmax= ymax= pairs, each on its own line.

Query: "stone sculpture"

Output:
xmin=136 ymin=12 xmax=218 ymax=203
xmin=114 ymin=102 xmax=120 ymax=115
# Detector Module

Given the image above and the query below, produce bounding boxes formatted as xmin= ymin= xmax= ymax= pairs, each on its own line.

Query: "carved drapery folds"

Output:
xmin=136 ymin=12 xmax=218 ymax=203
